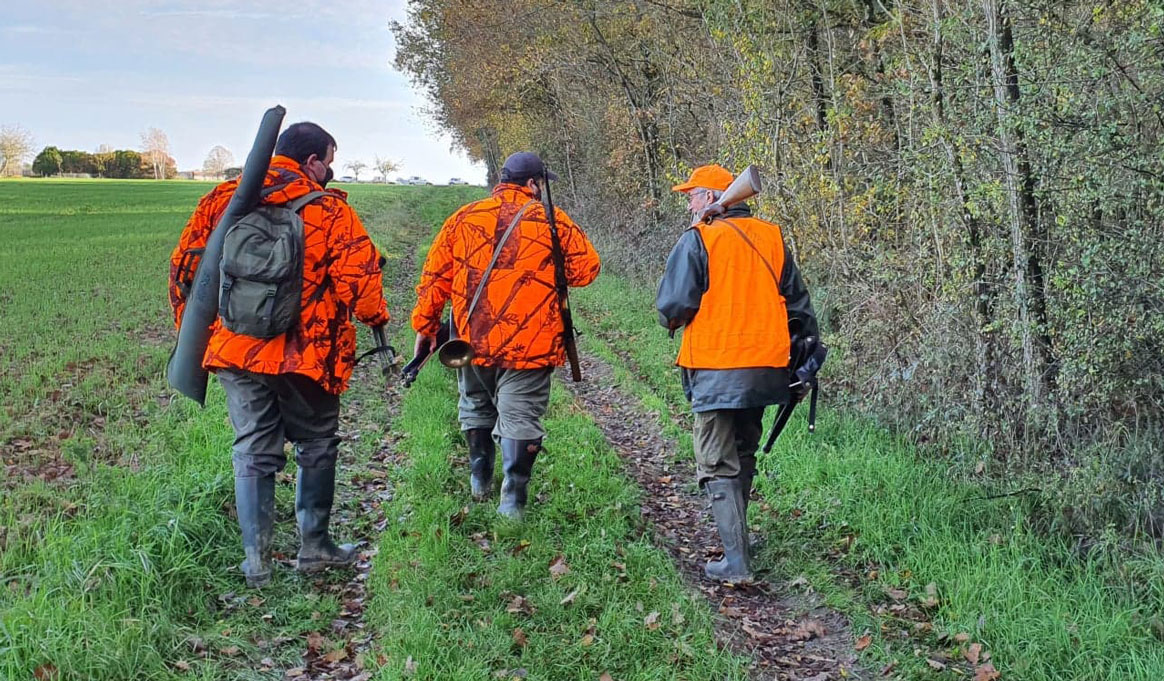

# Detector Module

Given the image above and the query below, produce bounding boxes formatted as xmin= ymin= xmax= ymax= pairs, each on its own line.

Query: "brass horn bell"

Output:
xmin=438 ymin=338 xmax=474 ymax=368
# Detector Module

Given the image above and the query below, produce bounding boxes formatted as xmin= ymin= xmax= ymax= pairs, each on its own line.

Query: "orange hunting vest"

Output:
xmin=677 ymin=216 xmax=791 ymax=370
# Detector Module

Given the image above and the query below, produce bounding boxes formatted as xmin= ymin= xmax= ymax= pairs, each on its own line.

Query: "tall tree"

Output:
xmin=32 ymin=146 xmax=63 ymax=177
xmin=140 ymin=127 xmax=171 ymax=180
xmin=202 ymin=145 xmax=234 ymax=178
xmin=344 ymin=160 xmax=367 ymax=181
xmin=0 ymin=124 xmax=35 ymax=177
xmin=374 ymin=156 xmax=399 ymax=182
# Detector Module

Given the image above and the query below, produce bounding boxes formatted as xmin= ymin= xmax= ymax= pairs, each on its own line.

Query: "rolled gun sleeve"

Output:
xmin=779 ymin=243 xmax=818 ymax=339
xmin=655 ymin=229 xmax=708 ymax=331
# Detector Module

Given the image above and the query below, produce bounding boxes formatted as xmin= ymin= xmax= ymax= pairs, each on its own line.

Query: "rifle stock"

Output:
xmin=697 ymin=165 xmax=763 ymax=224
xmin=538 ymin=172 xmax=583 ymax=382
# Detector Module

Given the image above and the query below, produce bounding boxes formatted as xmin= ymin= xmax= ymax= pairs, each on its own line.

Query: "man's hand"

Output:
xmin=697 ymin=202 xmax=725 ymax=223
xmin=414 ymin=332 xmax=438 ymax=359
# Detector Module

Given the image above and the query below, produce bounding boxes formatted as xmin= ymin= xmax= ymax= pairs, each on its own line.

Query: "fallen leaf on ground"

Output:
xmin=644 ymin=611 xmax=660 ymax=630
xmin=323 ymin=648 xmax=348 ymax=663
xmin=505 ymin=595 xmax=536 ymax=615
xmin=548 ymin=555 xmax=570 ymax=580
xmin=855 ymin=634 xmax=872 ymax=651
xmin=306 ymin=632 xmax=326 ymax=653
xmin=792 ymin=620 xmax=827 ymax=641
xmin=954 ymin=632 xmax=971 ymax=644
xmin=404 ymin=656 xmax=417 ymax=676
xmin=885 ymin=587 xmax=907 ymax=601
xmin=671 ymin=602 xmax=685 ymax=626
xmin=286 ymin=668 xmax=306 ymax=678
xmin=513 ymin=628 xmax=528 ymax=647
xmin=975 ymin=662 xmax=1000 ymax=680
xmin=926 ymin=658 xmax=947 ymax=671
xmin=560 ymin=588 xmax=580 ymax=606
xmin=218 ymin=646 xmax=240 ymax=657
xmin=259 ymin=657 xmax=275 ymax=668
xmin=599 ymin=674 xmax=615 ymax=681
xmin=580 ymin=633 xmax=595 ymax=646
xmin=966 ymin=642 xmax=982 ymax=665
xmin=173 ymin=661 xmax=191 ymax=672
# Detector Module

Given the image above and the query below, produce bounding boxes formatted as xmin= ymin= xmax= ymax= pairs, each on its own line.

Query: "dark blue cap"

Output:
xmin=500 ymin=151 xmax=559 ymax=183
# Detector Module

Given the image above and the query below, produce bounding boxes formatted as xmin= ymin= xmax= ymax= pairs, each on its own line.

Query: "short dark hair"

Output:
xmin=274 ymin=122 xmax=337 ymax=164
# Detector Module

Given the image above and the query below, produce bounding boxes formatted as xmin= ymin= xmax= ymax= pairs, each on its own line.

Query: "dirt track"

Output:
xmin=563 ymin=354 xmax=866 ymax=681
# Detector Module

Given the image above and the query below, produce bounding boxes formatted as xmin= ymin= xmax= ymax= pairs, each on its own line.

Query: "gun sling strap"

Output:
xmin=710 ymin=218 xmax=820 ymax=451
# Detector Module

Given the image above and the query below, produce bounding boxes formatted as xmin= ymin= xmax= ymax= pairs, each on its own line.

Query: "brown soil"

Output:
xmin=563 ymin=354 xmax=867 ymax=681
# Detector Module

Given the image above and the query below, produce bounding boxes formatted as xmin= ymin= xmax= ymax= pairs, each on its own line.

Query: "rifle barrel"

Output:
xmin=540 ymin=173 xmax=583 ymax=382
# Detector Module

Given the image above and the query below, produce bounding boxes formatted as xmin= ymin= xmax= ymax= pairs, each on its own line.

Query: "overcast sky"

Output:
xmin=0 ymin=0 xmax=484 ymax=183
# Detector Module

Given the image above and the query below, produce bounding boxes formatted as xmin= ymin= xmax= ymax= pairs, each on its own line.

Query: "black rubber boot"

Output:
xmin=295 ymin=467 xmax=356 ymax=573
xmin=466 ymin=428 xmax=496 ymax=500
xmin=704 ymin=476 xmax=753 ymax=583
xmin=236 ymin=475 xmax=276 ymax=588
xmin=497 ymin=438 xmax=540 ymax=520
xmin=739 ymin=455 xmax=764 ymax=552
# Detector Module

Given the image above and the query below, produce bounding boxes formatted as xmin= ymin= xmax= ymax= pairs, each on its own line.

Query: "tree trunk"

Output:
xmin=983 ymin=0 xmax=1054 ymax=411
xmin=930 ymin=0 xmax=998 ymax=420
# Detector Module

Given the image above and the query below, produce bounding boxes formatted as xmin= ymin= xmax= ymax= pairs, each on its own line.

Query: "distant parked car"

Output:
xmin=448 ymin=177 xmax=468 ymax=185
xmin=339 ymin=175 xmax=355 ymax=183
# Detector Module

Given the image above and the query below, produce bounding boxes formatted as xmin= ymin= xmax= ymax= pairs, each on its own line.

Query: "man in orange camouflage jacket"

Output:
xmin=412 ymin=152 xmax=600 ymax=519
xmin=170 ymin=122 xmax=389 ymax=587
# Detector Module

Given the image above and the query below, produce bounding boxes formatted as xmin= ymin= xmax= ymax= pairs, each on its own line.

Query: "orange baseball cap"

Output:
xmin=671 ymin=164 xmax=734 ymax=192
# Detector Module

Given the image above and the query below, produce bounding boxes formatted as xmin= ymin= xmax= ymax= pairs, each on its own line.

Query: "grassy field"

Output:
xmin=3 ymin=179 xmax=1164 ymax=680
xmin=0 ymin=180 xmax=745 ymax=680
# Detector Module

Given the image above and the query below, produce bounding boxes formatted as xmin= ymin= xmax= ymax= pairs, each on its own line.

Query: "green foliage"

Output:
xmin=397 ymin=0 xmax=1164 ymax=540
xmin=31 ymin=146 xmax=62 ymax=176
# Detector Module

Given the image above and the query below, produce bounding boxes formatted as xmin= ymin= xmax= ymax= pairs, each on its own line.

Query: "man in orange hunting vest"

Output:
xmin=656 ymin=164 xmax=818 ymax=583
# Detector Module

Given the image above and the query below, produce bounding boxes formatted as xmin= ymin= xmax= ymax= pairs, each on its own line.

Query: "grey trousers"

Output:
xmin=218 ymin=369 xmax=341 ymax=477
xmin=692 ymin=407 xmax=764 ymax=486
xmin=457 ymin=365 xmax=553 ymax=441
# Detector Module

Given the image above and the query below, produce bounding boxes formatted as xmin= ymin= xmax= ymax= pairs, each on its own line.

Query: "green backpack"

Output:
xmin=218 ymin=189 xmax=327 ymax=339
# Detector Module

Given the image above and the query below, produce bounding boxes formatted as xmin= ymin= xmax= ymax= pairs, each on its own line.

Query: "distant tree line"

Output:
xmin=30 ymin=146 xmax=174 ymax=179
xmin=394 ymin=0 xmax=1164 ymax=539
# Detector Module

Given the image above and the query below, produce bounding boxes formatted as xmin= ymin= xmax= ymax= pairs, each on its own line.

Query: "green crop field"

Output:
xmin=3 ymin=180 xmax=1164 ymax=681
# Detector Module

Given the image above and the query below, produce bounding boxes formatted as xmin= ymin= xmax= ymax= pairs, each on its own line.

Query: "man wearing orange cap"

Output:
xmin=656 ymin=164 xmax=818 ymax=583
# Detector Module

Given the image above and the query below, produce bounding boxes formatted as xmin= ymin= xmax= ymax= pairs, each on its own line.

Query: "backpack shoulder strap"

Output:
xmin=286 ymin=190 xmax=329 ymax=213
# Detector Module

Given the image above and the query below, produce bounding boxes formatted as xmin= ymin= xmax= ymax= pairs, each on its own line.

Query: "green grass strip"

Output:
xmin=364 ymin=345 xmax=748 ymax=680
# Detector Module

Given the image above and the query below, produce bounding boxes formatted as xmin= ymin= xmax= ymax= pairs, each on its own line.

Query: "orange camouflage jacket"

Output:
xmin=169 ymin=155 xmax=390 ymax=394
xmin=412 ymin=184 xmax=601 ymax=369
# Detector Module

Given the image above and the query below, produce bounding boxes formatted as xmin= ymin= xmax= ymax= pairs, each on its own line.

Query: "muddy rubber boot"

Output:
xmin=466 ymin=428 xmax=496 ymax=501
xmin=739 ymin=455 xmax=764 ymax=553
xmin=295 ymin=467 xmax=356 ymax=573
xmin=497 ymin=439 xmax=540 ymax=520
xmin=236 ymin=475 xmax=276 ymax=588
xmin=704 ymin=476 xmax=753 ymax=583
